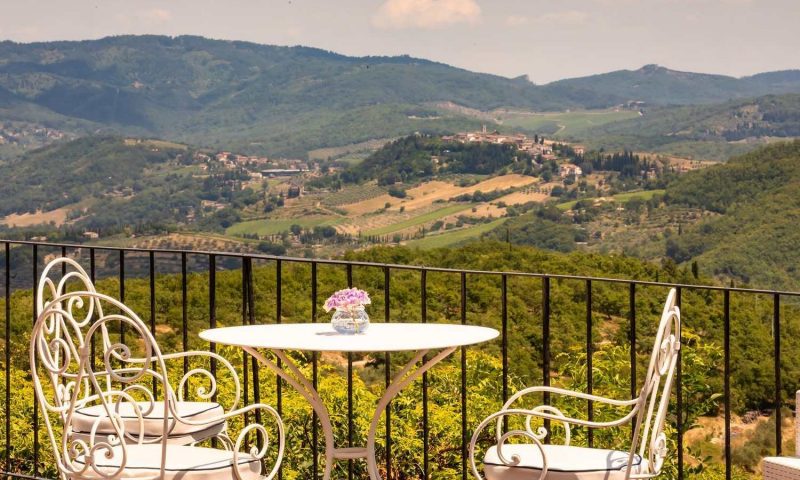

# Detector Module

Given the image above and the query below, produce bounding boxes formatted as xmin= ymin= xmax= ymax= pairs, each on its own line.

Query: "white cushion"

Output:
xmin=763 ymin=456 xmax=800 ymax=480
xmin=72 ymin=401 xmax=225 ymax=440
xmin=74 ymin=444 xmax=261 ymax=480
xmin=484 ymin=444 xmax=642 ymax=480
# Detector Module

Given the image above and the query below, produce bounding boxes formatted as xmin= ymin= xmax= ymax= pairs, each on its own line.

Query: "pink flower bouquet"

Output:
xmin=325 ymin=288 xmax=371 ymax=334
xmin=324 ymin=288 xmax=371 ymax=313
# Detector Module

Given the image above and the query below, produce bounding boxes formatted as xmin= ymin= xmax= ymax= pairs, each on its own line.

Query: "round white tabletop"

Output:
xmin=200 ymin=322 xmax=499 ymax=352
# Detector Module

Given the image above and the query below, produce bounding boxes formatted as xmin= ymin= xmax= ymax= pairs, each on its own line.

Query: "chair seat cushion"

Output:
xmin=763 ymin=456 xmax=800 ymax=479
xmin=74 ymin=444 xmax=261 ymax=480
xmin=72 ymin=401 xmax=225 ymax=439
xmin=484 ymin=444 xmax=642 ymax=480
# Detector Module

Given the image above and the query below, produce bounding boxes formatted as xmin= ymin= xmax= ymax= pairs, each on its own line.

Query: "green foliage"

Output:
xmin=664 ymin=140 xmax=800 ymax=289
xmin=580 ymin=94 xmax=800 ymax=160
xmin=2 ymin=241 xmax=797 ymax=478
xmin=548 ymin=65 xmax=800 ymax=107
xmin=337 ymin=135 xmax=531 ymax=185
xmin=487 ymin=213 xmax=580 ymax=252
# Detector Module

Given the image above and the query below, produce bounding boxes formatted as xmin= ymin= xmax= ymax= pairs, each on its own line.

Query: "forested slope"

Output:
xmin=665 ymin=140 xmax=800 ymax=288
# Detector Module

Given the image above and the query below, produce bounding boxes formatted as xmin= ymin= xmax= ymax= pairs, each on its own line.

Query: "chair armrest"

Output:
xmin=231 ymin=403 xmax=285 ymax=480
xmin=123 ymin=350 xmax=243 ymax=413
xmin=500 ymin=385 xmax=640 ymax=429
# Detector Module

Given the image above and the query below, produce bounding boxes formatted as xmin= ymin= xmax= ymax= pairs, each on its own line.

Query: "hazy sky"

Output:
xmin=1 ymin=0 xmax=798 ymax=84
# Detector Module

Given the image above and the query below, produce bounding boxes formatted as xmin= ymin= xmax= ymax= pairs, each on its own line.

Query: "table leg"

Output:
xmin=245 ymin=346 xmax=458 ymax=480
xmin=243 ymin=347 xmax=336 ymax=480
xmin=366 ymin=347 xmax=458 ymax=480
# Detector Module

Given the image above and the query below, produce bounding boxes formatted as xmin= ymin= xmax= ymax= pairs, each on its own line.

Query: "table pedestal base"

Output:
xmin=244 ymin=345 xmax=458 ymax=480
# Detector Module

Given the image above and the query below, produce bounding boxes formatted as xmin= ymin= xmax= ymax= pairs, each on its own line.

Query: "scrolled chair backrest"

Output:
xmin=627 ymin=287 xmax=681 ymax=478
xmin=31 ymin=287 xmax=172 ymax=480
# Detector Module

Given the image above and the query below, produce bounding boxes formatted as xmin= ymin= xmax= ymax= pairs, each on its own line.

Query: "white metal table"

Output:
xmin=200 ymin=323 xmax=499 ymax=479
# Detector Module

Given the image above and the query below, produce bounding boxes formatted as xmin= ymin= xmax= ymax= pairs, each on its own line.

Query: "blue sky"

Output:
xmin=1 ymin=0 xmax=798 ymax=83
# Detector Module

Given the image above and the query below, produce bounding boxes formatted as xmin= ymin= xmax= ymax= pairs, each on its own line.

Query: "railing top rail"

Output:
xmin=3 ymin=238 xmax=800 ymax=297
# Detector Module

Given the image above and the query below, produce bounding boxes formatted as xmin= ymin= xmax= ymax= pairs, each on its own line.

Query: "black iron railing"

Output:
xmin=1 ymin=239 xmax=798 ymax=479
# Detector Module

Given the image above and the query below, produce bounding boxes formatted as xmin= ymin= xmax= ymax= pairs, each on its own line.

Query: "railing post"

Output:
xmin=346 ymin=263 xmax=353 ymax=480
xmin=724 ymin=290 xmax=731 ymax=480
xmin=275 ymin=259 xmax=282 ymax=480
xmin=421 ymin=269 xmax=429 ymax=480
xmin=312 ymin=261 xmax=319 ymax=479
xmin=384 ymin=266 xmax=392 ymax=480
xmin=32 ymin=244 xmax=39 ymax=473
xmin=676 ymin=287 xmax=683 ymax=480
xmin=586 ymin=279 xmax=594 ymax=448
xmin=542 ymin=276 xmax=551 ymax=442
xmin=119 ymin=250 xmax=125 ymax=345
xmin=774 ymin=293 xmax=782 ymax=456
xmin=501 ymin=274 xmax=508 ymax=432
xmin=181 ymin=252 xmax=188 ymax=399
xmin=149 ymin=251 xmax=157 ymax=396
xmin=460 ymin=272 xmax=468 ymax=480
xmin=4 ymin=242 xmax=10 ymax=476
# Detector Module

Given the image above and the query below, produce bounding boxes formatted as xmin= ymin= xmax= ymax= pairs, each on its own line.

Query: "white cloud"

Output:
xmin=534 ymin=10 xmax=589 ymax=26
xmin=372 ymin=0 xmax=481 ymax=30
xmin=141 ymin=8 xmax=172 ymax=23
xmin=505 ymin=15 xmax=529 ymax=27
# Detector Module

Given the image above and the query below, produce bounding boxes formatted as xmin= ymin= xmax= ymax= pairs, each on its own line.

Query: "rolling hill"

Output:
xmin=577 ymin=94 xmax=800 ymax=160
xmin=1 ymin=36 xmax=799 ymax=158
xmin=663 ymin=140 xmax=800 ymax=289
xmin=0 ymin=136 xmax=221 ymax=234
xmin=549 ymin=64 xmax=800 ymax=106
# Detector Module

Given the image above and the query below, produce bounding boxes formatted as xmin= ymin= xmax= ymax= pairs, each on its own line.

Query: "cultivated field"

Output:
xmin=494 ymin=186 xmax=549 ymax=205
xmin=226 ymin=217 xmax=342 ymax=236
xmin=0 ymin=208 xmax=70 ymax=227
xmin=364 ymin=204 xmax=472 ymax=236
xmin=340 ymin=174 xmax=537 ymax=215
xmin=404 ymin=218 xmax=506 ymax=250
xmin=496 ymin=109 xmax=640 ymax=137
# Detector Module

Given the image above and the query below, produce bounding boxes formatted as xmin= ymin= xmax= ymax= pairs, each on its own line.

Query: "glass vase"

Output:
xmin=331 ymin=306 xmax=370 ymax=334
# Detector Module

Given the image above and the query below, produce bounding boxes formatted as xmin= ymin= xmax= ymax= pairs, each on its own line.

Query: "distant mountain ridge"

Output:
xmin=0 ymin=35 xmax=799 ymax=156
xmin=549 ymin=64 xmax=800 ymax=105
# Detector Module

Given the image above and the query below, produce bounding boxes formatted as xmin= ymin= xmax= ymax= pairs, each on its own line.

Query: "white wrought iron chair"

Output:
xmin=469 ymin=288 xmax=681 ymax=479
xmin=36 ymin=257 xmax=244 ymax=447
xmin=762 ymin=390 xmax=800 ymax=479
xmin=31 ymin=267 xmax=285 ymax=479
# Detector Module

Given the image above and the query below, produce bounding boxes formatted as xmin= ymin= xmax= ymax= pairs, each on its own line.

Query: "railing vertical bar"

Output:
xmin=209 ymin=255 xmax=217 ymax=397
xmin=119 ymin=250 xmax=125 ymax=345
xmin=242 ymin=259 xmax=250 ymax=432
xmin=346 ymin=263 xmax=353 ymax=480
xmin=586 ymin=279 xmax=594 ymax=448
xmin=629 ymin=282 xmax=636 ymax=444
xmin=5 ymin=242 xmax=10 ymax=475
xmin=629 ymin=283 xmax=636 ymax=399
xmin=676 ymin=287 xmax=683 ymax=480
xmin=542 ymin=276 xmax=551 ymax=442
xmin=149 ymin=252 xmax=157 ymax=396
xmin=421 ymin=269 xmax=429 ymax=480
xmin=274 ymin=259 xmax=281 ymax=480
xmin=90 ymin=249 xmax=96 ymax=379
xmin=501 ymin=274 xmax=508 ymax=432
xmin=60 ymin=247 xmax=66 ymax=273
xmin=208 ymin=254 xmax=218 ymax=449
xmin=774 ymin=293 xmax=782 ymax=456
xmin=247 ymin=258 xmax=262 ymax=446
xmin=384 ymin=266 xmax=392 ymax=480
xmin=460 ymin=272 xmax=468 ymax=480
xmin=311 ymin=262 xmax=319 ymax=479
xmin=32 ymin=244 xmax=39 ymax=472
xmin=181 ymin=252 xmax=188 ymax=399
xmin=723 ymin=290 xmax=731 ymax=480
